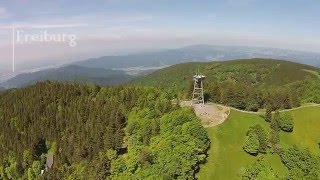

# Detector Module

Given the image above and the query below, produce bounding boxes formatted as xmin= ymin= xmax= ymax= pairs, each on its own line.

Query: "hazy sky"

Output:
xmin=0 ymin=0 xmax=320 ymax=71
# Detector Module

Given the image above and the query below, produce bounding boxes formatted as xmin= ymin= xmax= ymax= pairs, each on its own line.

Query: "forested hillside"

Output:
xmin=134 ymin=59 xmax=320 ymax=111
xmin=134 ymin=59 xmax=318 ymax=88
xmin=1 ymin=59 xmax=319 ymax=179
xmin=1 ymin=65 xmax=132 ymax=88
xmin=0 ymin=81 xmax=209 ymax=179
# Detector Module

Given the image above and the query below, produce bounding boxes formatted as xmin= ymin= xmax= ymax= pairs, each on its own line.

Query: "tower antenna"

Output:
xmin=192 ymin=70 xmax=205 ymax=105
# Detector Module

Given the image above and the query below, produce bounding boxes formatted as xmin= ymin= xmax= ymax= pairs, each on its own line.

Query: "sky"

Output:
xmin=0 ymin=0 xmax=320 ymax=72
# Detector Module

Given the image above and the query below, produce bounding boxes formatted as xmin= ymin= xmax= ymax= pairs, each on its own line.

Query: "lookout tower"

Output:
xmin=192 ymin=73 xmax=205 ymax=105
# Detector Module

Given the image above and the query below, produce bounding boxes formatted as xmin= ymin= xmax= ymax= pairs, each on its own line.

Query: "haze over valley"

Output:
xmin=1 ymin=44 xmax=320 ymax=88
xmin=1 ymin=1 xmax=320 ymax=179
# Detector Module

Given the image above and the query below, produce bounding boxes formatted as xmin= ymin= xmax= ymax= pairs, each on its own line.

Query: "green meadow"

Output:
xmin=197 ymin=106 xmax=320 ymax=179
xmin=280 ymin=106 xmax=320 ymax=153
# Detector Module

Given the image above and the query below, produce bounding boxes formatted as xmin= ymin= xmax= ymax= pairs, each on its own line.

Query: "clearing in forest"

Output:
xmin=197 ymin=105 xmax=320 ymax=180
xmin=181 ymin=101 xmax=230 ymax=128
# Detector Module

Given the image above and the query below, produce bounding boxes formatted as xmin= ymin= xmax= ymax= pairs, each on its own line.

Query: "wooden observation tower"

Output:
xmin=192 ymin=73 xmax=205 ymax=105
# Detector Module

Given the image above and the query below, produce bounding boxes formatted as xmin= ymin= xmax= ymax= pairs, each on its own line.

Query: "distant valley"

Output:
xmin=1 ymin=44 xmax=320 ymax=88
xmin=0 ymin=65 xmax=133 ymax=88
xmin=73 ymin=45 xmax=320 ymax=69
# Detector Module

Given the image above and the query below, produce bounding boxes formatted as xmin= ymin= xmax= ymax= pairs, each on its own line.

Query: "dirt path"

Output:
xmin=193 ymin=104 xmax=230 ymax=128
xmin=181 ymin=101 xmax=230 ymax=128
xmin=279 ymin=103 xmax=320 ymax=112
xmin=230 ymin=103 xmax=320 ymax=114
xmin=181 ymin=100 xmax=319 ymax=128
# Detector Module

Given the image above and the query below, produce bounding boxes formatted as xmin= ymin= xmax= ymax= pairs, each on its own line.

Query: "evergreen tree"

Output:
xmin=243 ymin=131 xmax=260 ymax=155
xmin=0 ymin=81 xmax=209 ymax=179
xmin=279 ymin=113 xmax=294 ymax=132
xmin=265 ymin=107 xmax=272 ymax=122
xmin=271 ymin=111 xmax=281 ymax=132
xmin=269 ymin=130 xmax=280 ymax=148
xmin=252 ymin=125 xmax=268 ymax=153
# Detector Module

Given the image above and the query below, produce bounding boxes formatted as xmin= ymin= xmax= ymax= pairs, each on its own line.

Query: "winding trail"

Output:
xmin=187 ymin=101 xmax=320 ymax=128
xmin=230 ymin=103 xmax=320 ymax=114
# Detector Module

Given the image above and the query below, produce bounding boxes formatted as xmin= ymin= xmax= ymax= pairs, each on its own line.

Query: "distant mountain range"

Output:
xmin=0 ymin=65 xmax=132 ymax=88
xmin=1 ymin=44 xmax=320 ymax=88
xmin=74 ymin=45 xmax=320 ymax=69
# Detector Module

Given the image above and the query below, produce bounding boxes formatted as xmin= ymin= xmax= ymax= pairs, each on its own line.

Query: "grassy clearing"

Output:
xmin=197 ymin=110 xmax=283 ymax=179
xmin=197 ymin=106 xmax=320 ymax=179
xmin=280 ymin=106 xmax=320 ymax=153
xmin=303 ymin=69 xmax=320 ymax=78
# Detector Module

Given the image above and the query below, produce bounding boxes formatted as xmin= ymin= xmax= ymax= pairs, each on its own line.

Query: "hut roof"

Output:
xmin=46 ymin=154 xmax=54 ymax=169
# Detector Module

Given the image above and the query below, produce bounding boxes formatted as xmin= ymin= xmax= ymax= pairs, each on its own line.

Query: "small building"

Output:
xmin=45 ymin=154 xmax=54 ymax=171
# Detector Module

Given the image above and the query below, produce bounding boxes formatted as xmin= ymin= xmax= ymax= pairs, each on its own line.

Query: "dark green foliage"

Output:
xmin=219 ymin=81 xmax=261 ymax=111
xmin=205 ymin=80 xmax=264 ymax=111
xmin=268 ymin=130 xmax=280 ymax=148
xmin=265 ymin=107 xmax=272 ymax=122
xmin=89 ymin=152 xmax=111 ymax=180
xmin=268 ymin=111 xmax=282 ymax=150
xmin=241 ymin=157 xmax=278 ymax=180
xmin=243 ymin=131 xmax=260 ymax=155
xmin=271 ymin=111 xmax=281 ymax=132
xmin=134 ymin=59 xmax=319 ymax=90
xmin=248 ymin=125 xmax=268 ymax=154
xmin=264 ymin=86 xmax=301 ymax=110
xmin=113 ymin=108 xmax=209 ymax=179
xmin=0 ymin=81 xmax=208 ymax=179
xmin=0 ymin=82 xmax=185 ymax=179
xmin=289 ymin=79 xmax=320 ymax=104
xmin=134 ymin=59 xmax=318 ymax=111
xmin=279 ymin=113 xmax=294 ymax=132
xmin=280 ymin=146 xmax=320 ymax=179
xmin=32 ymin=138 xmax=48 ymax=159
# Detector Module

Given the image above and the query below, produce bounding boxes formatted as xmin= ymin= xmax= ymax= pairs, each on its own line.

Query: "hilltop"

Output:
xmin=133 ymin=58 xmax=319 ymax=90
xmin=133 ymin=58 xmax=320 ymax=111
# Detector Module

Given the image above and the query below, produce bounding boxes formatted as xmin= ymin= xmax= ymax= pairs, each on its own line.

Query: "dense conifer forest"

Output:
xmin=0 ymin=81 xmax=209 ymax=179
xmin=1 ymin=59 xmax=319 ymax=179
